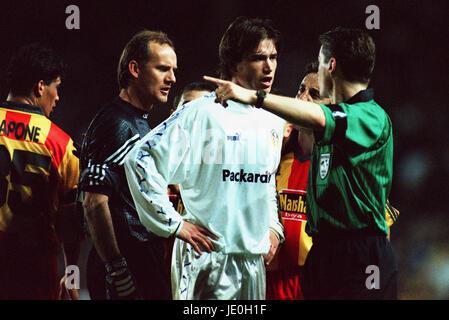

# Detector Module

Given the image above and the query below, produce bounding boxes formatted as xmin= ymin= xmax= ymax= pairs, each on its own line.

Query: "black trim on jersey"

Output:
xmin=1 ymin=101 xmax=45 ymax=116
xmin=316 ymin=88 xmax=375 ymax=143
xmin=327 ymin=104 xmax=348 ymax=142
xmin=346 ymin=88 xmax=374 ymax=104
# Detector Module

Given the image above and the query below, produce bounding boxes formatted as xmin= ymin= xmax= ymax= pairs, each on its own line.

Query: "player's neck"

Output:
xmin=297 ymin=129 xmax=314 ymax=156
xmin=119 ymin=87 xmax=154 ymax=113
xmin=6 ymin=93 xmax=38 ymax=106
xmin=330 ymin=80 xmax=368 ymax=104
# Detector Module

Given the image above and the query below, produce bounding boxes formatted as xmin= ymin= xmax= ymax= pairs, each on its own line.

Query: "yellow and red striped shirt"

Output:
xmin=0 ymin=102 xmax=79 ymax=250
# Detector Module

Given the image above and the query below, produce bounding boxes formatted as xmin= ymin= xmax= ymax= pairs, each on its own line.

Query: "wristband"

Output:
xmin=104 ymin=256 xmax=142 ymax=300
xmin=255 ymin=89 xmax=266 ymax=108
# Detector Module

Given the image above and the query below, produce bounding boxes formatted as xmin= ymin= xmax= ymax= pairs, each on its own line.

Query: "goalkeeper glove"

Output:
xmin=104 ymin=256 xmax=142 ymax=300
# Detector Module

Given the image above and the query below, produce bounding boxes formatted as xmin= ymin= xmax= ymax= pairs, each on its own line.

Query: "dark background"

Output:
xmin=0 ymin=0 xmax=447 ymax=299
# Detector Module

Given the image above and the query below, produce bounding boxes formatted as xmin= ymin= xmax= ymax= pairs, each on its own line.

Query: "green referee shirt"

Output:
xmin=306 ymin=88 xmax=393 ymax=237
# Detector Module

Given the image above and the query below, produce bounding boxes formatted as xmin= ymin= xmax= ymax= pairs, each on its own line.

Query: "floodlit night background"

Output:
xmin=0 ymin=0 xmax=447 ymax=300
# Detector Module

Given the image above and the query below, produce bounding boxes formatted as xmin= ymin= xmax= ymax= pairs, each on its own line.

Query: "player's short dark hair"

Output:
xmin=182 ymin=81 xmax=216 ymax=95
xmin=118 ymin=30 xmax=174 ymax=89
xmin=5 ymin=43 xmax=64 ymax=96
xmin=218 ymin=16 xmax=281 ymax=80
xmin=319 ymin=27 xmax=375 ymax=84
xmin=172 ymin=81 xmax=216 ymax=110
xmin=304 ymin=61 xmax=319 ymax=75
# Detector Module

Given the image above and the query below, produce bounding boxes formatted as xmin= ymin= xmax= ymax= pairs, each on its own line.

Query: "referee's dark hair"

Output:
xmin=218 ymin=16 xmax=281 ymax=80
xmin=118 ymin=30 xmax=174 ymax=90
xmin=319 ymin=27 xmax=375 ymax=84
xmin=5 ymin=43 xmax=64 ymax=96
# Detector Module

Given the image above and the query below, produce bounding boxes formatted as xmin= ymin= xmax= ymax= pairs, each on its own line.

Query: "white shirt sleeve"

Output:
xmin=124 ymin=108 xmax=193 ymax=238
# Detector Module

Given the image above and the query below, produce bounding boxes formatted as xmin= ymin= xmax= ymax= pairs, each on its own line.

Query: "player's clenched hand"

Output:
xmin=203 ymin=75 xmax=255 ymax=107
xmin=263 ymin=230 xmax=280 ymax=266
xmin=177 ymin=221 xmax=218 ymax=255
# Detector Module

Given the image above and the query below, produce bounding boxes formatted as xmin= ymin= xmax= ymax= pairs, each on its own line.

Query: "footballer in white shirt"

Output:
xmin=125 ymin=17 xmax=285 ymax=300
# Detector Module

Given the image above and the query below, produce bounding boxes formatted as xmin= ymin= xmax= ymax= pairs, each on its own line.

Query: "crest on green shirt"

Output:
xmin=319 ymin=153 xmax=331 ymax=180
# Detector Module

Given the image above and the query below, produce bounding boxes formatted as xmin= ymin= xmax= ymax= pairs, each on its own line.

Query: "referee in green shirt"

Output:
xmin=204 ymin=26 xmax=397 ymax=299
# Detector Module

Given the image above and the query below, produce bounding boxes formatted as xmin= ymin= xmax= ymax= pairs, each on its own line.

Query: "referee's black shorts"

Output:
xmin=300 ymin=230 xmax=397 ymax=300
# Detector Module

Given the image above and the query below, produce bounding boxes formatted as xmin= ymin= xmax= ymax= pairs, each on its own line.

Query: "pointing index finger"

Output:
xmin=203 ymin=75 xmax=226 ymax=86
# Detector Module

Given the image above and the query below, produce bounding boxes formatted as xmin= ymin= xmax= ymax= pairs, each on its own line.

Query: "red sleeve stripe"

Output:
xmin=44 ymin=122 xmax=71 ymax=170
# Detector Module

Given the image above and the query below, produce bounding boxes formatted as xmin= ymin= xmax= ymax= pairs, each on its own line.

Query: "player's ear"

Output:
xmin=34 ymin=80 xmax=45 ymax=98
xmin=283 ymin=123 xmax=293 ymax=139
xmin=329 ymin=57 xmax=337 ymax=74
xmin=128 ymin=60 xmax=139 ymax=79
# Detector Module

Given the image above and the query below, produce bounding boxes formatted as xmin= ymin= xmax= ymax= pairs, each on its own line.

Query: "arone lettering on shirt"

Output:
xmin=0 ymin=119 xmax=41 ymax=142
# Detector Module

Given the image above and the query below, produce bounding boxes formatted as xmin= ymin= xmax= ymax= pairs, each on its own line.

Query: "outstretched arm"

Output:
xmin=203 ymin=75 xmax=326 ymax=130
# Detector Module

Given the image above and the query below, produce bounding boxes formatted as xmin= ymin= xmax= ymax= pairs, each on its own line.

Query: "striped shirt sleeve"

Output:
xmin=79 ymin=120 xmax=140 ymax=197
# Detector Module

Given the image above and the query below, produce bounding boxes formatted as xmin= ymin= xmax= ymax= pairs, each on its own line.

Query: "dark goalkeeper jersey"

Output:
xmin=79 ymin=97 xmax=153 ymax=242
xmin=306 ymin=88 xmax=393 ymax=237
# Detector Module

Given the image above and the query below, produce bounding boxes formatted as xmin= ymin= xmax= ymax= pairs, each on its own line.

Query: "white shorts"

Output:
xmin=171 ymin=238 xmax=266 ymax=300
